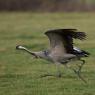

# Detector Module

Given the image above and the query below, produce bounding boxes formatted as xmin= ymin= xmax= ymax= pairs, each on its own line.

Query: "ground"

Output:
xmin=0 ymin=12 xmax=95 ymax=95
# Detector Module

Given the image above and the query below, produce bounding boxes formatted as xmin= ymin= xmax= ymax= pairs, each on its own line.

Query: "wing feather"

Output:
xmin=45 ymin=29 xmax=86 ymax=55
xmin=45 ymin=32 xmax=66 ymax=56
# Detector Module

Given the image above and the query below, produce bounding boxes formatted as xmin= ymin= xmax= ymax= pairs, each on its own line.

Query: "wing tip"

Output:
xmin=74 ymin=32 xmax=86 ymax=40
xmin=45 ymin=28 xmax=86 ymax=40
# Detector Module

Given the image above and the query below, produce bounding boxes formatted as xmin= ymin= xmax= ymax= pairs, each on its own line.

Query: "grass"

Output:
xmin=0 ymin=12 xmax=95 ymax=95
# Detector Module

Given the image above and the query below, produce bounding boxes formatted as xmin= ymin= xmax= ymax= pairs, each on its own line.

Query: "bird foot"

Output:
xmin=40 ymin=73 xmax=62 ymax=78
xmin=56 ymin=73 xmax=62 ymax=78
xmin=73 ymin=70 xmax=87 ymax=84
xmin=40 ymin=74 xmax=54 ymax=78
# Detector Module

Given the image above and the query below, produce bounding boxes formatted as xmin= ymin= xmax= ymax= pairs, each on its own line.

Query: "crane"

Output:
xmin=16 ymin=29 xmax=90 ymax=82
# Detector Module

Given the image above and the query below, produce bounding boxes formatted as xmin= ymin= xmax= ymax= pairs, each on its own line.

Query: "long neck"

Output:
xmin=21 ymin=47 xmax=37 ymax=57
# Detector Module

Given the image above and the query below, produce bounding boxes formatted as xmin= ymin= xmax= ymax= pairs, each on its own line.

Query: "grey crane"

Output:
xmin=16 ymin=29 xmax=90 ymax=82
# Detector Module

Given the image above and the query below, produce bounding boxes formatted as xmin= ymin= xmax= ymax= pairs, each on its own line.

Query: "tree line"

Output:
xmin=0 ymin=0 xmax=95 ymax=11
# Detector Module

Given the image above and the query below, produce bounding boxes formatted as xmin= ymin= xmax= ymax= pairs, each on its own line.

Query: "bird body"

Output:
xmin=16 ymin=28 xmax=90 ymax=82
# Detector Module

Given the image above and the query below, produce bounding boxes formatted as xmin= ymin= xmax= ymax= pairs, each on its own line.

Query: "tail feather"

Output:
xmin=81 ymin=50 xmax=90 ymax=57
xmin=73 ymin=46 xmax=90 ymax=57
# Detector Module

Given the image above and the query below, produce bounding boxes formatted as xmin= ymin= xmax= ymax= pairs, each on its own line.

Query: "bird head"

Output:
xmin=16 ymin=45 xmax=26 ymax=50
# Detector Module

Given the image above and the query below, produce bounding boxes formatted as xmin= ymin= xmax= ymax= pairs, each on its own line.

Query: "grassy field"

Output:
xmin=0 ymin=12 xmax=95 ymax=95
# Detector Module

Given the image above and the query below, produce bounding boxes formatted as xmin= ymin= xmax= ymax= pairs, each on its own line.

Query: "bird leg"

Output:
xmin=55 ymin=62 xmax=62 ymax=77
xmin=75 ymin=59 xmax=85 ymax=75
xmin=40 ymin=62 xmax=62 ymax=78
xmin=74 ymin=59 xmax=87 ymax=83
xmin=64 ymin=59 xmax=87 ymax=83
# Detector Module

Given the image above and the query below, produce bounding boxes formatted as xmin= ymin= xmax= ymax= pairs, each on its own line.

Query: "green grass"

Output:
xmin=0 ymin=12 xmax=95 ymax=95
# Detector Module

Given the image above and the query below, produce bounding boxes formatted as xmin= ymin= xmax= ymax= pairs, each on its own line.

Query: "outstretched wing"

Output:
xmin=45 ymin=29 xmax=86 ymax=55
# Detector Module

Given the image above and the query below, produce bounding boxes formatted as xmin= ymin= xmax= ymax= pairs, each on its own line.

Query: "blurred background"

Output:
xmin=0 ymin=0 xmax=95 ymax=12
xmin=0 ymin=0 xmax=95 ymax=95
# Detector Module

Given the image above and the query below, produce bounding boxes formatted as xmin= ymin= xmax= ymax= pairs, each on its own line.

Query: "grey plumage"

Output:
xmin=16 ymin=28 xmax=90 ymax=83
